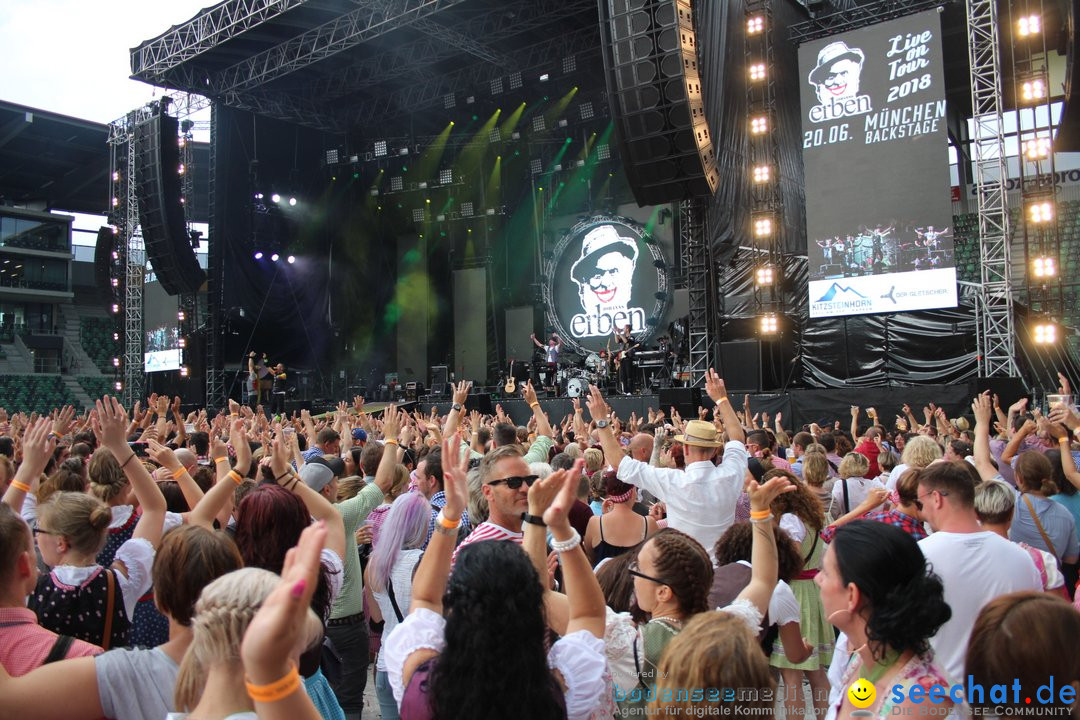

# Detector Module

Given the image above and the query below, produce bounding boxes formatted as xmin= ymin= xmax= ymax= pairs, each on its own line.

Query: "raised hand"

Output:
xmin=1058 ymin=372 xmax=1072 ymax=397
xmin=19 ymin=417 xmax=57 ymax=477
xmin=704 ymin=368 xmax=728 ymax=404
xmin=1009 ymin=397 xmax=1029 ymax=414
xmin=52 ymin=405 xmax=76 ymax=437
xmin=521 ymin=380 xmax=539 ymax=407
xmin=540 ymin=460 xmax=586 ymax=530
xmin=850 ymin=405 xmax=860 ymax=419
xmin=439 ymin=433 xmax=469 ymax=519
xmin=382 ymin=404 xmax=401 ymax=441
xmin=971 ymin=392 xmax=992 ymax=427
xmin=147 ymin=439 xmax=182 ymax=471
xmin=747 ymin=474 xmax=796 ymax=513
xmin=156 ymin=394 xmax=169 ymax=418
xmin=354 ymin=395 xmax=365 ymax=414
xmin=585 ymin=385 xmax=610 ymax=423
xmin=93 ymin=396 xmax=131 ymax=450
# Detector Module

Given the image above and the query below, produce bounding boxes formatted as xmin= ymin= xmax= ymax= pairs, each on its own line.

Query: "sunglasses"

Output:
xmin=487 ymin=474 xmax=539 ymax=490
xmin=32 ymin=527 xmax=57 ymax=537
xmin=914 ymin=488 xmax=949 ymax=511
xmin=627 ymin=560 xmax=669 ymax=586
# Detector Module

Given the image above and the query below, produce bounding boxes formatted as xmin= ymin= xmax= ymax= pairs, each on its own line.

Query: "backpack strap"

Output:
xmin=387 ymin=577 xmax=405 ymax=624
xmin=1022 ymin=494 xmax=1059 ymax=561
xmin=841 ymin=478 xmax=851 ymax=515
xmin=43 ymin=634 xmax=74 ymax=664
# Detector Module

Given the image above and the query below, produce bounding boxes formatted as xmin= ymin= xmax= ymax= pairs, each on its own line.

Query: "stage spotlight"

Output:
xmin=1034 ymin=321 xmax=1057 ymax=344
xmin=760 ymin=314 xmax=779 ymax=335
xmin=289 ymin=197 xmax=297 ymax=206
xmin=540 ymin=73 xmax=550 ymax=82
xmin=374 ymin=140 xmax=388 ymax=157
xmin=1024 ymin=137 xmax=1051 ymax=160
xmin=753 ymin=214 xmax=773 ymax=238
xmin=749 ymin=63 xmax=766 ymax=81
xmin=440 ymin=169 xmax=453 ymax=184
xmin=112 ymin=197 xmax=119 ymax=207
xmin=755 ymin=265 xmax=775 ymax=285
xmin=178 ymin=337 xmax=186 ymax=349
xmin=113 ymin=357 xmax=120 ymax=367
xmin=750 ymin=115 xmax=768 ymax=134
xmin=111 ymin=303 xmax=119 ymax=314
xmin=747 ymin=16 xmax=764 ymax=34
xmin=287 ymin=255 xmax=296 ymax=264
xmin=254 ymin=251 xmax=263 ymax=260
xmin=326 ymin=149 xmax=339 ymax=164
xmin=177 ymin=310 xmax=185 ymax=322
xmin=752 ymin=165 xmax=771 ymax=183
xmin=1021 ymin=77 xmax=1046 ymax=103
xmin=114 ymin=381 xmax=123 ymax=391
xmin=1028 ymin=200 xmax=1054 ymax=224
xmin=270 ymin=253 xmax=280 ymax=262
xmin=112 ymin=332 xmax=119 ymax=341
xmin=1017 ymin=14 xmax=1040 ymax=36
xmin=271 ymin=193 xmax=281 ymax=203
xmin=112 ymin=171 xmax=120 ymax=181
xmin=180 ymin=366 xmax=189 ymax=377
xmin=178 ymin=164 xmax=185 ymax=175
xmin=1033 ymin=256 xmax=1057 ymax=278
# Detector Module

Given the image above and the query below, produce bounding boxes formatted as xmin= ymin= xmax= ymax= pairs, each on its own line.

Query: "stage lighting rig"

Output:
xmin=752 ymin=165 xmax=771 ymax=183
xmin=747 ymin=15 xmax=764 ymax=34
xmin=1017 ymin=14 xmax=1040 ymax=36
xmin=1023 ymin=137 xmax=1051 ymax=160
xmin=1028 ymin=199 xmax=1054 ymax=224
xmin=755 ymin=265 xmax=775 ymax=286
xmin=759 ymin=313 xmax=779 ymax=335
xmin=1034 ymin=321 xmax=1057 ymax=344
xmin=750 ymin=115 xmax=768 ymax=135
xmin=753 ymin=214 xmax=773 ymax=238
xmin=1032 ymin=256 xmax=1056 ymax=278
xmin=1019 ymin=74 xmax=1047 ymax=104
xmin=749 ymin=63 xmax=766 ymax=81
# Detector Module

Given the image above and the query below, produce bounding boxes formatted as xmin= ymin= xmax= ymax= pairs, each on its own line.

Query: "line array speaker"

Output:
xmin=133 ymin=106 xmax=205 ymax=295
xmin=94 ymin=226 xmax=118 ymax=307
xmin=599 ymin=0 xmax=718 ymax=206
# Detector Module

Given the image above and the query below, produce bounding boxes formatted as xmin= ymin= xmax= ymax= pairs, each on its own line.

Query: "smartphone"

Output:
xmin=128 ymin=442 xmax=148 ymax=457
xmin=184 ymin=423 xmax=195 ymax=433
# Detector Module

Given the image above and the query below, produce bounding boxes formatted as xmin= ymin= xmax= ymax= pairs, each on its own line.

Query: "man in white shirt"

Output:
xmin=916 ymin=461 xmax=1042 ymax=684
xmin=585 ymin=369 xmax=748 ymax=562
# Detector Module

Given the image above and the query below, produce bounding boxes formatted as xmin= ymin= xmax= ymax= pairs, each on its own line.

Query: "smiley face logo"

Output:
xmin=848 ymin=679 xmax=876 ymax=709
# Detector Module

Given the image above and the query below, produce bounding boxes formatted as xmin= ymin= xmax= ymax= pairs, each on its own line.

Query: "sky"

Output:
xmin=0 ymin=0 xmax=213 ymax=123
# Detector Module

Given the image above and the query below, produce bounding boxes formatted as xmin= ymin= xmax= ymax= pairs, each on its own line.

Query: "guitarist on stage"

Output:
xmin=531 ymin=332 xmax=562 ymax=394
xmin=614 ymin=324 xmax=638 ymax=395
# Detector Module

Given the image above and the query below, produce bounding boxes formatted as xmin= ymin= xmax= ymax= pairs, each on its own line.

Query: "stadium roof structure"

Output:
xmin=130 ymin=0 xmax=603 ymax=136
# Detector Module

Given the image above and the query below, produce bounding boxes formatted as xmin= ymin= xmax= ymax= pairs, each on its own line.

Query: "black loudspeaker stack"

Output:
xmin=94 ymin=226 xmax=118 ymax=307
xmin=600 ymin=0 xmax=718 ymax=206
xmin=659 ymin=387 xmax=701 ymax=419
xmin=133 ymin=104 xmax=205 ymax=295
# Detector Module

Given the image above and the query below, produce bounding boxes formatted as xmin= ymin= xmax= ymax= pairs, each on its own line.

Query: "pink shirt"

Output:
xmin=0 ymin=606 xmax=102 ymax=676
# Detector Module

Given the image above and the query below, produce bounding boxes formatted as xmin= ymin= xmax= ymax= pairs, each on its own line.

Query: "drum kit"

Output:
xmin=527 ymin=349 xmax=613 ymax=397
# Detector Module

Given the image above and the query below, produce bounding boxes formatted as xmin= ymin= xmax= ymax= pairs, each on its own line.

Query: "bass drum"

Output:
xmin=565 ymin=377 xmax=589 ymax=398
xmin=584 ymin=353 xmax=603 ymax=371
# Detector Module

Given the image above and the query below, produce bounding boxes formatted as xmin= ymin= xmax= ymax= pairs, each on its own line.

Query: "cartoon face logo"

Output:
xmin=809 ymin=41 xmax=866 ymax=105
xmin=847 ymin=679 xmax=876 ymax=709
xmin=570 ymin=225 xmax=639 ymax=312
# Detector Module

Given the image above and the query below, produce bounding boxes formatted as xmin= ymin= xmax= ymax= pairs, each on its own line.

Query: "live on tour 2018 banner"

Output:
xmin=800 ymin=10 xmax=957 ymax=318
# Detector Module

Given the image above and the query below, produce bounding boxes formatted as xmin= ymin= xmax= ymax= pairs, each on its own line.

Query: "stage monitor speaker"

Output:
xmin=464 ymin=392 xmax=493 ymax=415
xmin=719 ymin=340 xmax=760 ymax=393
xmin=600 ymin=0 xmax=719 ymax=206
xmin=659 ymin=387 xmax=701 ymax=418
xmin=94 ymin=226 xmax=118 ymax=306
xmin=133 ymin=104 xmax=206 ymax=295
xmin=430 ymin=366 xmax=448 ymax=396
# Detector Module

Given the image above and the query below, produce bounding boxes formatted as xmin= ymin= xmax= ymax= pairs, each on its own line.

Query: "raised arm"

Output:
xmin=373 ymin=405 xmax=403 ymax=494
xmin=546 ymin=461 xmax=605 ymax=639
xmin=95 ymin=396 xmax=167 ymax=551
xmin=971 ymin=392 xmax=1000 ymax=483
xmin=1047 ymin=423 xmax=1080 ymax=492
xmin=530 ymin=333 xmax=544 ymax=349
xmin=586 ymin=385 xmax=623 ymax=471
xmin=706 ymin=368 xmax=744 ymax=444
xmin=442 ymin=381 xmax=471 ymax=438
xmin=1 ymin=418 xmax=55 ymax=513
xmin=738 ymin=476 xmax=796 ymax=617
xmin=269 ymin=432 xmax=346 ymax=560
xmin=147 ymin=439 xmax=204 ymax=511
xmin=410 ymin=434 xmax=468 ymax=616
xmin=1000 ymin=418 xmax=1034 ymax=466
xmin=522 ymin=381 xmax=553 ymax=438
xmin=849 ymin=406 xmax=860 ymax=444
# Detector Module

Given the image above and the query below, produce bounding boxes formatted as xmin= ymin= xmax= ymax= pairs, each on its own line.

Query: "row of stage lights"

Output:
xmin=747 ymin=12 xmax=780 ymax=335
xmin=253 ymin=252 xmax=295 ymax=263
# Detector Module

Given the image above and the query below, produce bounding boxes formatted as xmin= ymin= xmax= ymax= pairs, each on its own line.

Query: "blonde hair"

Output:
xmin=900 ymin=435 xmax=943 ymax=470
xmin=563 ymin=443 xmax=583 ymax=461
xmin=802 ymin=452 xmax=830 ymax=488
xmin=336 ymin=476 xmax=367 ymax=502
xmin=583 ymin=448 xmax=604 ymax=474
xmin=467 ymin=467 xmax=489 ymax=525
xmin=838 ymin=452 xmax=870 ymax=480
xmin=174 ymin=567 xmax=323 ymax=711
xmin=649 ymin=612 xmax=775 ymax=717
xmin=388 ymin=464 xmax=410 ymax=501
xmin=88 ymin=448 xmax=129 ymax=504
xmin=37 ymin=492 xmax=112 ymax=556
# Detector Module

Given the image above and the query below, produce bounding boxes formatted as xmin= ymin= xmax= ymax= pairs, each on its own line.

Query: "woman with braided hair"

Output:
xmin=764 ymin=468 xmax=833 ymax=720
xmin=583 ymin=471 xmax=657 ymax=566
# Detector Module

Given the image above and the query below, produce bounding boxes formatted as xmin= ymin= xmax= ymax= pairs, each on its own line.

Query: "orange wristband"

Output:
xmin=170 ymin=467 xmax=188 ymax=479
xmin=10 ymin=480 xmax=30 ymax=493
xmin=384 ymin=439 xmax=398 ymax=446
xmin=245 ymin=662 xmax=301 ymax=703
xmin=228 ymin=470 xmax=243 ymax=485
xmin=749 ymin=509 xmax=771 ymax=520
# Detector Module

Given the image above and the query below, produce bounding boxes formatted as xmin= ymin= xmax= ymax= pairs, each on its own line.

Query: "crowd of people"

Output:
xmin=0 ymin=372 xmax=1078 ymax=720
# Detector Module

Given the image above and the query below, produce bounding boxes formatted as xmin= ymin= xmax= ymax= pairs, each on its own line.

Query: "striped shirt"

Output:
xmin=450 ymin=520 xmax=522 ymax=567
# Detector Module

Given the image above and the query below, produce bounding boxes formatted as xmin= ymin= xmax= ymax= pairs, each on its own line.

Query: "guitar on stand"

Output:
xmin=504 ymin=361 xmax=517 ymax=395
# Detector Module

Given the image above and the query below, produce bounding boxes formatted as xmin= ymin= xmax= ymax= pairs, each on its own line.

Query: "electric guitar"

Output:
xmin=614 ymin=343 xmax=641 ymax=369
xmin=504 ymin=361 xmax=516 ymax=394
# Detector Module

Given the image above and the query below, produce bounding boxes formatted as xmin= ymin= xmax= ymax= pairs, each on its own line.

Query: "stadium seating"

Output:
xmin=79 ymin=317 xmax=120 ymax=374
xmin=0 ymin=375 xmax=74 ymax=415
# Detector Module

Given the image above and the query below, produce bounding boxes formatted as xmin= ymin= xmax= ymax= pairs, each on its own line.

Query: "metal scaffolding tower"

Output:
xmin=966 ymin=0 xmax=1019 ymax=377
xmin=205 ymin=104 xmax=226 ymax=411
xmin=680 ymin=199 xmax=712 ymax=386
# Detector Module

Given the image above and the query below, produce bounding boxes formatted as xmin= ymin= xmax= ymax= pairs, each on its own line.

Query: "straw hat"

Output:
xmin=674 ymin=419 xmax=724 ymax=448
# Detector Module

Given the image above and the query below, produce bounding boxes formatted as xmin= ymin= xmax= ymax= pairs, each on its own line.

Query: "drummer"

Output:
xmin=531 ymin=332 xmax=562 ymax=394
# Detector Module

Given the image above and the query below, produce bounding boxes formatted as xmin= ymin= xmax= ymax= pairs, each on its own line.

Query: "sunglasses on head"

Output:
xmin=488 ymin=474 xmax=539 ymax=490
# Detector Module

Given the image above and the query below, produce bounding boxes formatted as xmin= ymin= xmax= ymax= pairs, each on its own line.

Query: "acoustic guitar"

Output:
xmin=504 ymin=361 xmax=517 ymax=394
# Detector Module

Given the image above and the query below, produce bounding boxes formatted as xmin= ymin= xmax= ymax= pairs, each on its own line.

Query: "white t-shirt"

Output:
xmin=831 ymin=476 xmax=885 ymax=516
xmin=887 ymin=463 xmax=909 ymax=491
xmin=735 ymin=561 xmax=800 ymax=626
xmin=918 ymin=530 xmax=1042 ymax=684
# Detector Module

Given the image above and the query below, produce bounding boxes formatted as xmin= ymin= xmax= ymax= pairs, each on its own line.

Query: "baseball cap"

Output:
xmin=352 ymin=428 xmax=368 ymax=443
xmin=299 ymin=463 xmax=334 ymax=492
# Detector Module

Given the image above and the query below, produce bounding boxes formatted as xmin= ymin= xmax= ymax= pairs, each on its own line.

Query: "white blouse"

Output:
xmin=383 ymin=607 xmax=608 ymax=720
xmin=603 ymin=598 xmax=764 ymax=700
xmin=53 ymin=537 xmax=155 ymax=620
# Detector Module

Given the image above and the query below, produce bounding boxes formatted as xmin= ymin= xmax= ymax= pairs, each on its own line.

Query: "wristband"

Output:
xmin=274 ymin=470 xmax=293 ymax=484
xmin=120 ymin=452 xmax=137 ymax=470
xmin=717 ymin=397 xmax=730 ymax=405
xmin=749 ymin=509 xmax=771 ymax=520
xmin=214 ymin=456 xmax=228 ymax=464
xmin=530 ymin=402 xmax=541 ymax=410
xmin=228 ymin=470 xmax=243 ymax=485
xmin=750 ymin=514 xmax=774 ymax=524
xmin=384 ymin=439 xmax=399 ymax=446
xmin=521 ymin=512 xmax=546 ymax=527
xmin=10 ymin=480 xmax=30 ymax=493
xmin=171 ymin=467 xmax=188 ymax=479
xmin=246 ymin=662 xmax=301 ymax=703
xmin=436 ymin=510 xmax=461 ymax=530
